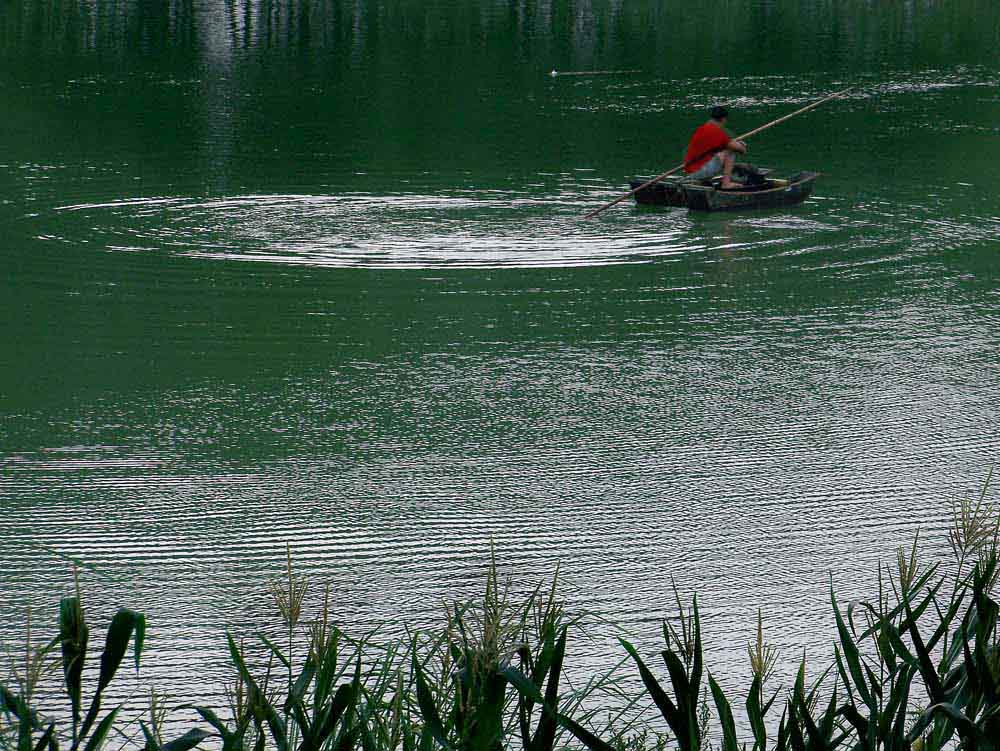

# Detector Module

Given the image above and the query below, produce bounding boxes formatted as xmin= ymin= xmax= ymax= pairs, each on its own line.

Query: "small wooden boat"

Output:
xmin=629 ymin=170 xmax=820 ymax=212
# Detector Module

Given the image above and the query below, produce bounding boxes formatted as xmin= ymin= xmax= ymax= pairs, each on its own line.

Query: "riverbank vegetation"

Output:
xmin=2 ymin=476 xmax=998 ymax=751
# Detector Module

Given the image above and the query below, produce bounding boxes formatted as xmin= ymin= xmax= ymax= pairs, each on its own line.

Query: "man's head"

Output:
xmin=710 ymin=105 xmax=729 ymax=124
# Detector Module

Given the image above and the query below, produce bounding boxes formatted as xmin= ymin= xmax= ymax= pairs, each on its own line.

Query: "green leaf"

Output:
xmin=283 ymin=658 xmax=316 ymax=715
xmin=902 ymin=595 xmax=946 ymax=704
xmin=226 ymin=633 xmax=256 ymax=694
xmin=881 ymin=619 xmax=919 ymax=668
xmin=856 ymin=567 xmax=939 ymax=642
xmin=467 ymin=670 xmax=508 ymax=750
xmin=553 ymin=714 xmax=616 ymax=751
xmin=259 ymin=699 xmax=287 ymax=751
xmin=831 ymin=583 xmax=874 ymax=710
xmin=32 ymin=724 xmax=57 ymax=751
xmin=708 ymin=674 xmax=738 ymax=751
xmin=920 ymin=703 xmax=987 ymax=745
xmin=139 ymin=721 xmax=159 ymax=751
xmin=257 ymin=635 xmax=290 ymax=670
xmin=97 ymin=609 xmax=142 ymax=693
xmin=133 ymin=613 xmax=146 ymax=672
xmin=532 ymin=627 xmax=567 ymax=751
xmin=775 ymin=707 xmax=789 ymax=751
xmin=619 ymin=639 xmax=683 ymax=738
xmin=333 ymin=723 xmax=360 ymax=751
xmin=885 ymin=667 xmax=913 ymax=743
xmin=662 ymin=649 xmax=694 ymax=719
xmin=58 ymin=597 xmax=88 ymax=736
xmin=82 ymin=708 xmax=119 ymax=751
xmin=836 ymin=703 xmax=867 ymax=742
xmin=190 ymin=707 xmax=235 ymax=747
xmin=745 ymin=675 xmax=767 ymax=751
xmin=690 ymin=597 xmax=703 ymax=700
xmin=79 ymin=609 xmax=142 ymax=743
xmin=160 ymin=728 xmax=214 ymax=751
xmin=315 ymin=682 xmax=359 ymax=745
xmin=411 ymin=651 xmax=449 ymax=750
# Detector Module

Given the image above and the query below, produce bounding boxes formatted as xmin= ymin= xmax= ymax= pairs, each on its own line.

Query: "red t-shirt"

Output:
xmin=683 ymin=122 xmax=731 ymax=173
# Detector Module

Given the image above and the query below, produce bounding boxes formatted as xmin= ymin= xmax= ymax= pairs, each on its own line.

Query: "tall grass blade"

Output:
xmin=708 ymin=674 xmax=738 ymax=751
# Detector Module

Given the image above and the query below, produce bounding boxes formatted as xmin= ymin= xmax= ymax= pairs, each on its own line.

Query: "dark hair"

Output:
xmin=710 ymin=105 xmax=729 ymax=120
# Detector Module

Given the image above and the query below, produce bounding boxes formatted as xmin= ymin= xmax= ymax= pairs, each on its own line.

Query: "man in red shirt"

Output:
xmin=683 ymin=106 xmax=747 ymax=189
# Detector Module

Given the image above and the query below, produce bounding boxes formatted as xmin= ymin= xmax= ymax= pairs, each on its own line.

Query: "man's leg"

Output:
xmin=719 ymin=150 xmax=739 ymax=189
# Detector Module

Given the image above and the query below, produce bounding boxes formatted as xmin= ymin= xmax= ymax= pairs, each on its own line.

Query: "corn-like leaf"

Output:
xmin=910 ymin=703 xmax=987 ymax=746
xmin=96 ymin=609 xmax=142 ymax=693
xmin=411 ymin=651 xmax=450 ymax=750
xmin=81 ymin=707 xmax=119 ymax=751
xmin=883 ymin=667 xmax=912 ymax=743
xmin=690 ymin=598 xmax=703 ymax=700
xmin=31 ymin=723 xmax=56 ymax=751
xmin=831 ymin=585 xmax=874 ymax=710
xmin=786 ymin=704 xmax=806 ymax=751
xmin=333 ymin=723 xmax=360 ymax=751
xmin=553 ymin=713 xmax=616 ymax=751
xmin=283 ymin=658 xmax=316 ymax=715
xmin=856 ymin=568 xmax=938 ymax=641
xmin=619 ymin=639 xmax=683 ymax=738
xmin=662 ymin=649 xmax=695 ymax=720
xmin=902 ymin=596 xmax=946 ymax=704
xmin=58 ymin=597 xmax=88 ymax=737
xmin=836 ymin=703 xmax=867 ymax=743
xmin=257 ymin=635 xmax=290 ymax=670
xmin=532 ymin=627 xmax=567 ymax=751
xmin=505 ymin=665 xmax=616 ymax=751
xmin=315 ymin=682 xmax=358 ymax=746
xmin=745 ymin=675 xmax=767 ymax=751
xmin=79 ymin=609 xmax=143 ymax=743
xmin=817 ymin=683 xmax=838 ymax=741
xmin=139 ymin=720 xmax=158 ymax=751
xmin=133 ymin=613 xmax=146 ymax=672
xmin=502 ymin=666 xmax=544 ymax=704
xmin=775 ymin=707 xmax=790 ymax=751
xmin=188 ymin=707 xmax=233 ymax=745
xmin=160 ymin=728 xmax=214 ymax=751
xmin=708 ymin=674 xmax=738 ymax=751
xmin=466 ymin=671 xmax=507 ymax=751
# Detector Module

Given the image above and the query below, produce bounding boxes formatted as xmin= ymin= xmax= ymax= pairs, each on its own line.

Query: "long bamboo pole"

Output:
xmin=582 ymin=86 xmax=853 ymax=219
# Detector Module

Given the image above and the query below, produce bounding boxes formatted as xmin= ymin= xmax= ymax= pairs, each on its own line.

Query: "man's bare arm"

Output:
xmin=727 ymin=139 xmax=748 ymax=154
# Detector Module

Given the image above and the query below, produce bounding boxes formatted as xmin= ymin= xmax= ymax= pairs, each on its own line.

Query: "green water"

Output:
xmin=1 ymin=0 xmax=999 ymax=712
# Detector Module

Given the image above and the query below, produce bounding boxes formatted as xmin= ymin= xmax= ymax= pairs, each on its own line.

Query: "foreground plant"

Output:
xmin=1 ymin=571 xmax=148 ymax=751
xmin=3 ymin=474 xmax=997 ymax=751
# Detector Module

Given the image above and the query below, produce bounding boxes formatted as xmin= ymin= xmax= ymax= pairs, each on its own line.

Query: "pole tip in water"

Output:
xmin=550 ymin=69 xmax=558 ymax=77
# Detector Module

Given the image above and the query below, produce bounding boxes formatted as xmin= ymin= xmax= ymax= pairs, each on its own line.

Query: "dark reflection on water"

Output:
xmin=1 ymin=0 xmax=999 ymax=725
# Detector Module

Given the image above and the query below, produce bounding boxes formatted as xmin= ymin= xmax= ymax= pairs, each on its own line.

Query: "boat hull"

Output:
xmin=630 ymin=171 xmax=819 ymax=212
